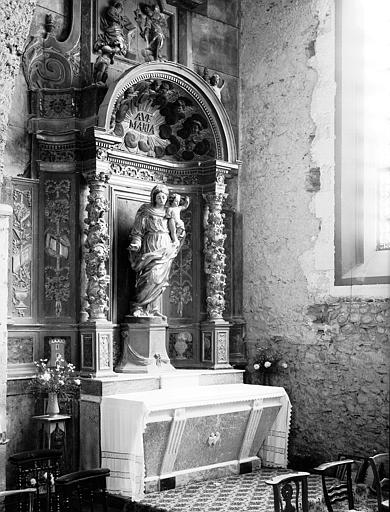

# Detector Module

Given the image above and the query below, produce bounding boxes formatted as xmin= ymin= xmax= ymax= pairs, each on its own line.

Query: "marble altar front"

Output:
xmin=94 ymin=378 xmax=291 ymax=500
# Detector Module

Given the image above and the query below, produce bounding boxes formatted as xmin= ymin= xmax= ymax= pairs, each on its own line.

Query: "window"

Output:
xmin=335 ymin=0 xmax=390 ymax=285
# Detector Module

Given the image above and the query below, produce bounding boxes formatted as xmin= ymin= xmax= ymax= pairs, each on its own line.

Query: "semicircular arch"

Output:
xmin=97 ymin=61 xmax=237 ymax=163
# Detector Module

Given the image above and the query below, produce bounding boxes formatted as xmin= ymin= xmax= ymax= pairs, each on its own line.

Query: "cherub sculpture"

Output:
xmin=209 ymin=74 xmax=225 ymax=101
xmin=166 ymin=194 xmax=190 ymax=244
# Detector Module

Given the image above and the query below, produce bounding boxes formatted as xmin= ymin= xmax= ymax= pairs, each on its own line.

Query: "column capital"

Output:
xmin=84 ymin=167 xmax=111 ymax=184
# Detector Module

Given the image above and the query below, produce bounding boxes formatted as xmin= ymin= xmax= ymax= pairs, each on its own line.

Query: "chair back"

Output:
xmin=9 ymin=449 xmax=63 ymax=512
xmin=313 ymin=459 xmax=355 ymax=512
xmin=368 ymin=453 xmax=389 ymax=512
xmin=55 ymin=468 xmax=110 ymax=512
xmin=265 ymin=472 xmax=310 ymax=512
xmin=0 ymin=488 xmax=36 ymax=512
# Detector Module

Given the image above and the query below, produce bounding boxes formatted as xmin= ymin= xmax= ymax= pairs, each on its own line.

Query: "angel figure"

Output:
xmin=166 ymin=194 xmax=190 ymax=244
xmin=135 ymin=3 xmax=169 ymax=62
xmin=209 ymin=74 xmax=225 ymax=102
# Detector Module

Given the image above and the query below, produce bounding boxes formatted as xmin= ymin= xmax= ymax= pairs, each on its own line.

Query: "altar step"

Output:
xmin=81 ymin=368 xmax=245 ymax=398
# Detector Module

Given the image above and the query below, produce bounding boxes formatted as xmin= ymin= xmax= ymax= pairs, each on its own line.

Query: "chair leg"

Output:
xmin=346 ymin=465 xmax=355 ymax=510
xmin=102 ymin=489 xmax=108 ymax=512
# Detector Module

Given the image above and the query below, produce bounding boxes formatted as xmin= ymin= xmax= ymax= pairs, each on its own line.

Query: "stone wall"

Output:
xmin=0 ymin=0 xmax=37 ymax=490
xmin=239 ymin=0 xmax=389 ymax=464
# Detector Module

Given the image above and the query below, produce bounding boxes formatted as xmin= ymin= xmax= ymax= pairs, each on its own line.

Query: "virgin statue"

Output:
xmin=128 ymin=184 xmax=180 ymax=318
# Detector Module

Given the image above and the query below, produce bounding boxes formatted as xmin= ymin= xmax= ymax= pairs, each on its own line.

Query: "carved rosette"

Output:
xmin=84 ymin=170 xmax=111 ymax=320
xmin=203 ymin=190 xmax=228 ymax=320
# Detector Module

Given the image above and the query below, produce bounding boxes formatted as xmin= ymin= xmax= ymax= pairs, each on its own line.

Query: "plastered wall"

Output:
xmin=239 ymin=0 xmax=389 ymax=464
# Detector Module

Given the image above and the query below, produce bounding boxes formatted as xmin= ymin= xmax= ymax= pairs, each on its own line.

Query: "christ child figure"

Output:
xmin=166 ymin=194 xmax=190 ymax=244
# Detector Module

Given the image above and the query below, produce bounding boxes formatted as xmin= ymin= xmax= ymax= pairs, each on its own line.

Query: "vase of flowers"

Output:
xmin=47 ymin=392 xmax=60 ymax=416
xmin=252 ymin=345 xmax=288 ymax=385
xmin=30 ymin=355 xmax=81 ymax=415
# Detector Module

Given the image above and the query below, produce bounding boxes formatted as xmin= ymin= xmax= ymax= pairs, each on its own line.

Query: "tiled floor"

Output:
xmin=108 ymin=468 xmax=376 ymax=512
xmin=139 ymin=468 xmax=324 ymax=512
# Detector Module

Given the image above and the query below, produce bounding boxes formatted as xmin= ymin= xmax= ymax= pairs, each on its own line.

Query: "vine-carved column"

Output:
xmin=79 ymin=167 xmax=114 ymax=377
xmin=201 ymin=178 xmax=231 ymax=369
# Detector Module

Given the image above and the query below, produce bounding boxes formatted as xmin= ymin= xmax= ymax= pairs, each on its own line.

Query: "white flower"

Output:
xmin=281 ymin=362 xmax=288 ymax=368
xmin=264 ymin=361 xmax=272 ymax=368
xmin=58 ymin=380 xmax=64 ymax=386
xmin=74 ymin=379 xmax=81 ymax=386
xmin=30 ymin=478 xmax=36 ymax=486
xmin=253 ymin=364 xmax=260 ymax=370
xmin=41 ymin=372 xmax=50 ymax=382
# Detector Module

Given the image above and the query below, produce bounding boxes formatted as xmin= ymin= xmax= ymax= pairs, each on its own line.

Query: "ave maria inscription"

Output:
xmin=128 ymin=111 xmax=156 ymax=135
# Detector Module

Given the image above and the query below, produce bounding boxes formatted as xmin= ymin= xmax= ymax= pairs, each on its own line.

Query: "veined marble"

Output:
xmin=99 ymin=383 xmax=291 ymax=500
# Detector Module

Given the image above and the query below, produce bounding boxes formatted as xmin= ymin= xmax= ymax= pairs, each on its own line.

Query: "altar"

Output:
xmin=98 ymin=380 xmax=291 ymax=500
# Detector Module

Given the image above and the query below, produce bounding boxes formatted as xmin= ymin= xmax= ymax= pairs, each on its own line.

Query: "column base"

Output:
xmin=79 ymin=321 xmax=116 ymax=378
xmin=200 ymin=320 xmax=232 ymax=369
xmin=116 ymin=319 xmax=175 ymax=374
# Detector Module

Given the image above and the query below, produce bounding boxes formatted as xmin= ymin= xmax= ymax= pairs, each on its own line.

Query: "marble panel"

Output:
xmin=6 ymin=392 xmax=36 ymax=488
xmin=173 ymin=410 xmax=250 ymax=472
xmin=194 ymin=69 xmax=238 ymax=128
xmin=7 ymin=337 xmax=33 ymax=365
xmin=207 ymin=0 xmax=240 ymax=27
xmin=144 ymin=421 xmax=171 ymax=476
xmin=192 ymin=14 xmax=238 ymax=77
xmin=250 ymin=405 xmax=281 ymax=458
xmin=79 ymin=400 xmax=100 ymax=469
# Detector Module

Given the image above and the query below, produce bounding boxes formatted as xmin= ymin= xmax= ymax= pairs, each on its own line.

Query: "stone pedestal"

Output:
xmin=201 ymin=320 xmax=232 ymax=370
xmin=80 ymin=321 xmax=115 ymax=377
xmin=116 ymin=319 xmax=175 ymax=374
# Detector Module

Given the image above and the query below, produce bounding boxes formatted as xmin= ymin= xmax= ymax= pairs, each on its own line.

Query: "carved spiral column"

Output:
xmin=84 ymin=170 xmax=110 ymax=320
xmin=201 ymin=181 xmax=231 ymax=369
xmin=79 ymin=167 xmax=114 ymax=377
xmin=203 ymin=191 xmax=228 ymax=320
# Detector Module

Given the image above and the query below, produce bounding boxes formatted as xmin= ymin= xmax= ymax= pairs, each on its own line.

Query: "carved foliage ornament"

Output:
xmin=84 ymin=172 xmax=111 ymax=320
xmin=203 ymin=192 xmax=228 ymax=320
xmin=12 ymin=186 xmax=33 ymax=318
xmin=44 ymin=180 xmax=71 ymax=317
xmin=169 ymin=207 xmax=193 ymax=317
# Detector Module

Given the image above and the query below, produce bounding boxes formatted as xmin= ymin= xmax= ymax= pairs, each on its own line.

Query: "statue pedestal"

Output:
xmin=200 ymin=319 xmax=232 ymax=369
xmin=80 ymin=320 xmax=115 ymax=377
xmin=116 ymin=318 xmax=175 ymax=374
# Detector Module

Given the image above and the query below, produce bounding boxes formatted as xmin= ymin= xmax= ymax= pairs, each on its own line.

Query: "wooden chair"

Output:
xmin=55 ymin=468 xmax=110 ymax=512
xmin=265 ymin=472 xmax=310 ymax=512
xmin=0 ymin=488 xmax=36 ymax=512
xmin=368 ymin=453 xmax=389 ymax=512
xmin=9 ymin=449 xmax=63 ymax=512
xmin=313 ymin=459 xmax=355 ymax=512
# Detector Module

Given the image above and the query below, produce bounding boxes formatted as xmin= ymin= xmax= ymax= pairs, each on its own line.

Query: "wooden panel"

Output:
xmin=41 ymin=173 xmax=78 ymax=322
xmin=9 ymin=178 xmax=39 ymax=322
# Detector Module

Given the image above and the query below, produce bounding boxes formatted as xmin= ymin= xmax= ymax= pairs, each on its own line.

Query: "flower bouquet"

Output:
xmin=30 ymin=355 xmax=81 ymax=415
xmin=252 ymin=346 xmax=288 ymax=385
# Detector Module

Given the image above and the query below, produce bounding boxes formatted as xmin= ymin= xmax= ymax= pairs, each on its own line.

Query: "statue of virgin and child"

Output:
xmin=128 ymin=184 xmax=190 ymax=319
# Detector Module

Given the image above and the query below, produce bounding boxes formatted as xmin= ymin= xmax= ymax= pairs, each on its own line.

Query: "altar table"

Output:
xmin=100 ymin=384 xmax=291 ymax=500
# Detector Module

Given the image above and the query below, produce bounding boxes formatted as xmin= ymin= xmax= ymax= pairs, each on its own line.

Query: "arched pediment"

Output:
xmin=97 ymin=62 xmax=237 ymax=164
